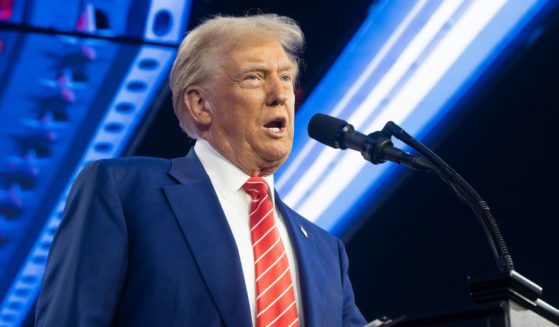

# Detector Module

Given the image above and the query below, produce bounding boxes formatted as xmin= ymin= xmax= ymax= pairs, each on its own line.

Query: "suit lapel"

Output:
xmin=163 ymin=152 xmax=252 ymax=327
xmin=276 ymin=194 xmax=327 ymax=327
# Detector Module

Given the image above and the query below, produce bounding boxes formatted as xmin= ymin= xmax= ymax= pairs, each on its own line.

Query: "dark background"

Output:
xmin=131 ymin=0 xmax=559 ymax=322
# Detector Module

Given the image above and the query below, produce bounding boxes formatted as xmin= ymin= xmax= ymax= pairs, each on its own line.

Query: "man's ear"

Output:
xmin=183 ymin=86 xmax=212 ymax=128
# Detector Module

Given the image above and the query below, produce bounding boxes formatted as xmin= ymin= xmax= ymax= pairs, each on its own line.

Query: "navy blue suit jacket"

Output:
xmin=35 ymin=150 xmax=366 ymax=326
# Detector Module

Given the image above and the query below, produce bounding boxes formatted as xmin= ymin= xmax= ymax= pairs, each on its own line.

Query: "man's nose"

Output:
xmin=266 ymin=75 xmax=289 ymax=107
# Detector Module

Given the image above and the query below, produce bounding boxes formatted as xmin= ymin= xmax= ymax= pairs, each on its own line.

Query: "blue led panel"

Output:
xmin=0 ymin=0 xmax=191 ymax=325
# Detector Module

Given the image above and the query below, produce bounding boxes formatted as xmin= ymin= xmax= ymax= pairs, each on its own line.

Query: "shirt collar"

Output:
xmin=194 ymin=139 xmax=275 ymax=200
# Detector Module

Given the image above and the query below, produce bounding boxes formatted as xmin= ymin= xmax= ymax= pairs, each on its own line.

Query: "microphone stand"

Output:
xmin=377 ymin=121 xmax=559 ymax=322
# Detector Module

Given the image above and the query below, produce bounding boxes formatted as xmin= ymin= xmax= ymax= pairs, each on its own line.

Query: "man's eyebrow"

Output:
xmin=238 ymin=63 xmax=297 ymax=74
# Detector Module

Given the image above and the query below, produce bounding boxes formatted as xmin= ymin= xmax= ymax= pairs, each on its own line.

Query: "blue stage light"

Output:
xmin=277 ymin=0 xmax=552 ymax=235
xmin=0 ymin=0 xmax=192 ymax=324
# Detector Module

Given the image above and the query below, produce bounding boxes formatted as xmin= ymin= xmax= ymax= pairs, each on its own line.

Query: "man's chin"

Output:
xmin=257 ymin=149 xmax=291 ymax=174
xmin=266 ymin=146 xmax=291 ymax=162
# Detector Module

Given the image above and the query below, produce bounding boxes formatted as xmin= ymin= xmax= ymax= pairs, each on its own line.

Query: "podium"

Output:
xmin=390 ymin=299 xmax=558 ymax=326
xmin=381 ymin=271 xmax=559 ymax=327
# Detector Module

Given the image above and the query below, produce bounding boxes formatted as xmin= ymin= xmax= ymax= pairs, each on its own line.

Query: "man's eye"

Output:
xmin=281 ymin=75 xmax=293 ymax=82
xmin=245 ymin=75 xmax=259 ymax=81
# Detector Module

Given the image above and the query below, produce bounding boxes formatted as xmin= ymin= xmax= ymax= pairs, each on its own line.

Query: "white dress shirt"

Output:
xmin=194 ymin=139 xmax=303 ymax=326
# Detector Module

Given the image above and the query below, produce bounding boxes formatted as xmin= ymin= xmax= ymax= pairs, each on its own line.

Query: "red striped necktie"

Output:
xmin=243 ymin=177 xmax=299 ymax=327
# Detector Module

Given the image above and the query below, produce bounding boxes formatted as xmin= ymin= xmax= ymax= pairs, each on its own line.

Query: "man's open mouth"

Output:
xmin=264 ymin=117 xmax=286 ymax=134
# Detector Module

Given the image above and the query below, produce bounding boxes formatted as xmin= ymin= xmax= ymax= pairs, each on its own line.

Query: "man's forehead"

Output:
xmin=226 ymin=42 xmax=295 ymax=67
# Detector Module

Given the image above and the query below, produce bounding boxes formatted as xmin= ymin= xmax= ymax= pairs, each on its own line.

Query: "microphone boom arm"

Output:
xmin=381 ymin=121 xmax=514 ymax=273
xmin=307 ymin=113 xmax=559 ymax=321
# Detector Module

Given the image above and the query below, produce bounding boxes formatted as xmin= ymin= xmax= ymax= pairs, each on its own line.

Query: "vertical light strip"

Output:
xmin=295 ymin=0 xmax=507 ymax=221
xmin=277 ymin=0 xmax=548 ymax=234
xmin=277 ymin=0 xmax=429 ymax=191
xmin=282 ymin=0 xmax=468 ymax=210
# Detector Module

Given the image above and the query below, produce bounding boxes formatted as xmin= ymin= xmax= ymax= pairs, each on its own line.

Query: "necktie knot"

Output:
xmin=242 ymin=177 xmax=269 ymax=201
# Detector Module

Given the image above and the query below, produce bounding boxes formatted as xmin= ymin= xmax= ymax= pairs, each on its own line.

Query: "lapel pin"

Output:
xmin=299 ymin=225 xmax=308 ymax=238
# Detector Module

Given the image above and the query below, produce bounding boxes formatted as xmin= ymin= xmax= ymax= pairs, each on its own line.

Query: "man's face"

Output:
xmin=202 ymin=36 xmax=297 ymax=176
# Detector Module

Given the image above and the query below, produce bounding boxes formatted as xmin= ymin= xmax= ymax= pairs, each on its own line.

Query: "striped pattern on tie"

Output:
xmin=243 ymin=177 xmax=299 ymax=327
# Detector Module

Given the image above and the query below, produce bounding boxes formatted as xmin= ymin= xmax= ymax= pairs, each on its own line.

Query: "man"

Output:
xmin=36 ymin=14 xmax=366 ymax=326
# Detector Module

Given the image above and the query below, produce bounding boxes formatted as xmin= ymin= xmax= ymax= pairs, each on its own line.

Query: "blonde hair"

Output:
xmin=169 ymin=14 xmax=305 ymax=137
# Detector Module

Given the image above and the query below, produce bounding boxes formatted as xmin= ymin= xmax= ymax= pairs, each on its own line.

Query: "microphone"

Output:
xmin=307 ymin=113 xmax=437 ymax=172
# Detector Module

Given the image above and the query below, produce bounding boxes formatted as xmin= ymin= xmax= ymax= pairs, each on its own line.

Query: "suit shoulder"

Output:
xmin=94 ymin=156 xmax=170 ymax=169
xmin=81 ymin=156 xmax=170 ymax=174
xmin=77 ymin=156 xmax=174 ymax=187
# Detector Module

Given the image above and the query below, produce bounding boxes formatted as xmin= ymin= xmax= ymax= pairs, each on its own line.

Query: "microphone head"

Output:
xmin=308 ymin=113 xmax=350 ymax=149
